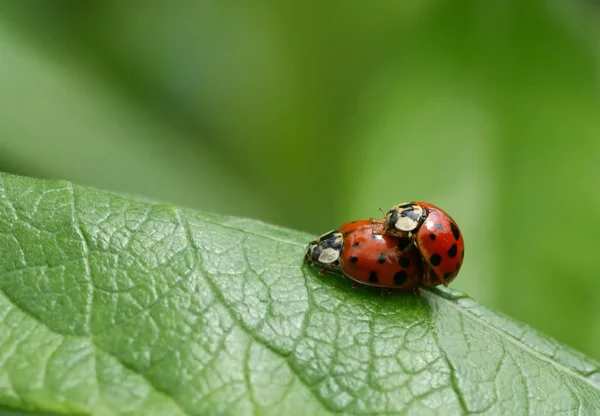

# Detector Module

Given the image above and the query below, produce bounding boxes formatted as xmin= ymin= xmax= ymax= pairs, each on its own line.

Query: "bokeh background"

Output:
xmin=1 ymin=2 xmax=599 ymax=359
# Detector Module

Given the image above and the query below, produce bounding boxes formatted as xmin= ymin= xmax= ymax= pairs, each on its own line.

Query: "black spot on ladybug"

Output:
xmin=456 ymin=262 xmax=461 ymax=269
xmin=394 ymin=271 xmax=408 ymax=285
xmin=377 ymin=253 xmax=386 ymax=264
xmin=430 ymin=254 xmax=442 ymax=266
xmin=311 ymin=248 xmax=321 ymax=262
xmin=429 ymin=233 xmax=436 ymax=240
xmin=450 ymin=222 xmax=460 ymax=240
xmin=443 ymin=272 xmax=452 ymax=281
xmin=321 ymin=236 xmax=340 ymax=249
xmin=461 ymin=249 xmax=465 ymax=259
xmin=398 ymin=257 xmax=410 ymax=268
xmin=401 ymin=208 xmax=422 ymax=222
xmin=447 ymin=244 xmax=458 ymax=258
xmin=434 ymin=223 xmax=444 ymax=231
xmin=397 ymin=237 xmax=411 ymax=250
xmin=369 ymin=271 xmax=378 ymax=283
xmin=349 ymin=256 xmax=359 ymax=264
xmin=352 ymin=242 xmax=359 ymax=248
xmin=386 ymin=210 xmax=398 ymax=228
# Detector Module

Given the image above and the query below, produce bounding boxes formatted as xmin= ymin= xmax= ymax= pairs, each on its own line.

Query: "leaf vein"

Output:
xmin=426 ymin=290 xmax=600 ymax=391
xmin=178 ymin=210 xmax=340 ymax=414
xmin=69 ymin=183 xmax=94 ymax=335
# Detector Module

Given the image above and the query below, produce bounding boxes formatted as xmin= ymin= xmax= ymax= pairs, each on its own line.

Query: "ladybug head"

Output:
xmin=305 ymin=230 xmax=343 ymax=267
xmin=384 ymin=202 xmax=426 ymax=236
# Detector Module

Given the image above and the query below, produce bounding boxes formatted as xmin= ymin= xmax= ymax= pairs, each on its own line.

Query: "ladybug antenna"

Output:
xmin=378 ymin=207 xmax=386 ymax=216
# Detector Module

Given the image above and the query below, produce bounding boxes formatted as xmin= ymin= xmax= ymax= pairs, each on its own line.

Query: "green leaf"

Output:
xmin=0 ymin=172 xmax=599 ymax=416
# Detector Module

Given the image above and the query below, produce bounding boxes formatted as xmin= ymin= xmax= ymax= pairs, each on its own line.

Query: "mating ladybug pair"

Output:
xmin=305 ymin=202 xmax=464 ymax=293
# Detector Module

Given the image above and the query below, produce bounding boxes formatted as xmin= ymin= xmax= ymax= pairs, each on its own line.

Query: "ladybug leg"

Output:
xmin=351 ymin=281 xmax=358 ymax=290
xmin=317 ymin=262 xmax=338 ymax=276
xmin=412 ymin=287 xmax=421 ymax=297
xmin=368 ymin=208 xmax=388 ymax=235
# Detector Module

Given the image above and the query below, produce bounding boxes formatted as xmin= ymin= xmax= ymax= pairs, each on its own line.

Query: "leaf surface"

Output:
xmin=0 ymin=173 xmax=598 ymax=415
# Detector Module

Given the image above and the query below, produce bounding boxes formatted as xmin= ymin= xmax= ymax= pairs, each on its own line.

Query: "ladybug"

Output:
xmin=306 ymin=220 xmax=423 ymax=291
xmin=383 ymin=202 xmax=464 ymax=286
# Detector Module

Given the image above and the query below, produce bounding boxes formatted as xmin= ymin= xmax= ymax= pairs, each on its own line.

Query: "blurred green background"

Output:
xmin=1 ymin=1 xmax=600 ymax=359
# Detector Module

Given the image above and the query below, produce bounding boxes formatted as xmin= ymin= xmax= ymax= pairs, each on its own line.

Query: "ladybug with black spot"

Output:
xmin=382 ymin=202 xmax=464 ymax=287
xmin=306 ymin=219 xmax=423 ymax=291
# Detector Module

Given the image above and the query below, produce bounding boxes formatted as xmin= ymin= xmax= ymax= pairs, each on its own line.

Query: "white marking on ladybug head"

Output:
xmin=318 ymin=247 xmax=340 ymax=264
xmin=394 ymin=215 xmax=418 ymax=231
xmin=390 ymin=203 xmax=424 ymax=232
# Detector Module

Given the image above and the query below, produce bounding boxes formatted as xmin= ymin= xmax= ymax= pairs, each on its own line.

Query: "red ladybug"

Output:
xmin=306 ymin=220 xmax=423 ymax=291
xmin=383 ymin=202 xmax=464 ymax=286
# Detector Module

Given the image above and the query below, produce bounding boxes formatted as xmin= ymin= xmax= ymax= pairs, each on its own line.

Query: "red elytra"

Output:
xmin=337 ymin=219 xmax=423 ymax=291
